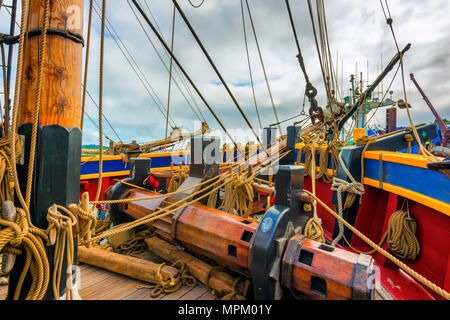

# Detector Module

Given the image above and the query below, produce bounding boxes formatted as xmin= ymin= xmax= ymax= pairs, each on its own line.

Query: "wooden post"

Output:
xmin=145 ymin=236 xmax=249 ymax=298
xmin=77 ymin=246 xmax=179 ymax=284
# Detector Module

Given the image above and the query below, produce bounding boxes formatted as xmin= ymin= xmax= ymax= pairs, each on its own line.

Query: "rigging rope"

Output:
xmin=171 ymin=0 xmax=264 ymax=147
xmin=92 ymin=0 xmax=178 ymax=128
xmin=244 ymin=0 xmax=281 ymax=134
xmin=80 ymin=0 xmax=93 ymax=132
xmin=378 ymin=0 xmax=436 ymax=162
xmin=305 ymin=0 xmax=339 ymax=133
xmin=187 ymin=0 xmax=205 ymax=8
xmin=94 ymin=0 xmax=106 ymax=205
xmin=165 ymin=5 xmax=176 ymax=152
xmin=128 ymin=0 xmax=206 ymax=123
xmin=130 ymin=0 xmax=238 ymax=147
xmin=240 ymin=0 xmax=262 ymax=130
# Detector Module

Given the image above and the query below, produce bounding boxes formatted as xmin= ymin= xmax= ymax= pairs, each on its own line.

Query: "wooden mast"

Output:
xmin=18 ymin=0 xmax=83 ymax=128
xmin=8 ymin=0 xmax=84 ymax=300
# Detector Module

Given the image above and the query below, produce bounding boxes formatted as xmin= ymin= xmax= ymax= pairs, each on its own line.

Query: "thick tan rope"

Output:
xmin=0 ymin=205 xmax=50 ymax=300
xmin=167 ymin=169 xmax=188 ymax=193
xmin=9 ymin=0 xmax=34 ymax=226
xmin=25 ymin=0 xmax=50 ymax=209
xmin=303 ymin=218 xmax=325 ymax=243
xmin=46 ymin=205 xmax=77 ymax=300
xmin=222 ymin=168 xmax=254 ymax=217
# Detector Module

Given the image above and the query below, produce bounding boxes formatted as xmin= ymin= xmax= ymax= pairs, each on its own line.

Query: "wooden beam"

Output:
xmin=77 ymin=246 xmax=179 ymax=284
xmin=145 ymin=236 xmax=249 ymax=298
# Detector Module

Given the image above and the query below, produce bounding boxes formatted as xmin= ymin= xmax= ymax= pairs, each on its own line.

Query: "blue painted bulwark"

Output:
xmin=364 ymin=158 xmax=450 ymax=205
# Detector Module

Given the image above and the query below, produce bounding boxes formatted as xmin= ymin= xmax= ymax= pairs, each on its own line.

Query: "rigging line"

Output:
xmin=344 ymin=62 xmax=400 ymax=143
xmin=380 ymin=0 xmax=435 ymax=160
xmin=129 ymin=0 xmax=205 ymax=123
xmin=306 ymin=0 xmax=339 ymax=133
xmin=92 ymin=1 xmax=176 ymax=127
xmin=240 ymin=0 xmax=261 ymax=130
xmin=270 ymin=113 xmax=310 ymax=128
xmin=306 ymin=0 xmax=332 ymax=103
xmin=92 ymin=0 xmax=177 ymax=128
xmin=187 ymin=0 xmax=205 ymax=8
xmin=365 ymin=63 xmax=401 ymax=127
xmin=94 ymin=0 xmax=106 ymax=204
xmin=165 ymin=5 xmax=176 ymax=152
xmin=84 ymin=109 xmax=115 ymax=142
xmin=3 ymin=0 xmax=18 ymax=132
xmin=319 ymin=0 xmax=338 ymax=101
xmin=81 ymin=83 xmax=123 ymax=142
xmin=130 ymin=0 xmax=238 ymax=147
xmin=285 ymin=0 xmax=309 ymax=82
xmin=171 ymin=0 xmax=263 ymax=147
xmin=1 ymin=44 xmax=7 ymax=136
xmin=0 ymin=2 xmax=20 ymax=30
xmin=244 ymin=0 xmax=281 ymax=134
xmin=139 ymin=0 xmax=206 ymax=123
xmin=80 ymin=0 xmax=93 ymax=132
xmin=320 ymin=0 xmax=336 ymax=99
xmin=136 ymin=0 xmax=206 ymax=123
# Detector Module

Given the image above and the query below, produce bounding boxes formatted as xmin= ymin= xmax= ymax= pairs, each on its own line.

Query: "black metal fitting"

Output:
xmin=249 ymin=165 xmax=312 ymax=299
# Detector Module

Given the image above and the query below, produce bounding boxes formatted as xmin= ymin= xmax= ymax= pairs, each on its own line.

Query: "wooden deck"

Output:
xmin=0 ymin=250 xmax=216 ymax=300
xmin=0 ymin=249 xmax=386 ymax=300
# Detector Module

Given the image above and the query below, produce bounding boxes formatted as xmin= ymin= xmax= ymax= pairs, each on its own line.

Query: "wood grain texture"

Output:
xmin=18 ymin=0 xmax=83 ymax=127
xmin=282 ymin=236 xmax=374 ymax=300
xmin=77 ymin=246 xmax=179 ymax=284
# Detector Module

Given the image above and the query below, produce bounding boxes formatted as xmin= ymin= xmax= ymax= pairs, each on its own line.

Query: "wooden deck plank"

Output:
xmin=121 ymin=286 xmax=166 ymax=300
xmin=80 ymin=273 xmax=130 ymax=300
xmin=97 ymin=278 xmax=145 ymax=300
xmin=79 ymin=267 xmax=118 ymax=290
xmin=178 ymin=286 xmax=209 ymax=300
xmin=197 ymin=290 xmax=216 ymax=300
xmin=77 ymin=263 xmax=100 ymax=277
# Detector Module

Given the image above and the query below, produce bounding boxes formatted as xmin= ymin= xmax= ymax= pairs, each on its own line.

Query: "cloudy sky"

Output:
xmin=1 ymin=0 xmax=449 ymax=145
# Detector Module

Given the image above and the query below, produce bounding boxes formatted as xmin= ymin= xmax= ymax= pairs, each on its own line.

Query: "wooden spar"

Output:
xmin=145 ymin=236 xmax=249 ymax=298
xmin=77 ymin=246 xmax=180 ymax=284
xmin=139 ymin=126 xmax=208 ymax=151
xmin=18 ymin=0 xmax=84 ymax=127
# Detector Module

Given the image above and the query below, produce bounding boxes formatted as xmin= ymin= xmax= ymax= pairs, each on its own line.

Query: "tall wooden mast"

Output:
xmin=8 ymin=0 xmax=84 ymax=300
xmin=18 ymin=0 xmax=83 ymax=128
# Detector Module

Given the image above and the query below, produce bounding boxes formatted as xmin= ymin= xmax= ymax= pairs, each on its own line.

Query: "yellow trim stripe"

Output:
xmin=363 ymin=151 xmax=429 ymax=169
xmin=364 ymin=177 xmax=450 ymax=216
